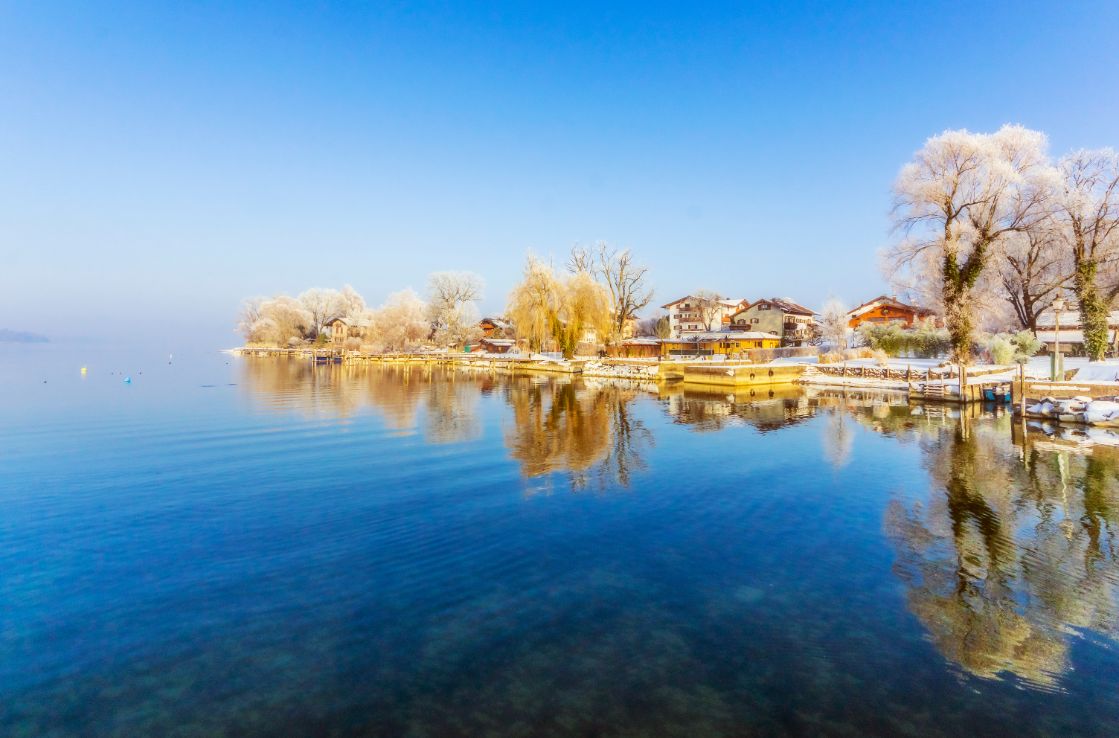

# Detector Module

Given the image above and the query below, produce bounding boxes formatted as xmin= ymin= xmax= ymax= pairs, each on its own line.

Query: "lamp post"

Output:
xmin=1051 ymin=297 xmax=1067 ymax=381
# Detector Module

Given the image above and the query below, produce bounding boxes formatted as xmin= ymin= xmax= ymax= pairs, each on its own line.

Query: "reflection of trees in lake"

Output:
xmin=238 ymin=360 xmax=484 ymax=443
xmin=503 ymin=378 xmax=653 ymax=491
xmin=822 ymin=410 xmax=854 ymax=470
xmin=886 ymin=417 xmax=1119 ymax=688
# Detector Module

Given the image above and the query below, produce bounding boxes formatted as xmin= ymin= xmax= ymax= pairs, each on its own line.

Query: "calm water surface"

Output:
xmin=3 ymin=347 xmax=1119 ymax=737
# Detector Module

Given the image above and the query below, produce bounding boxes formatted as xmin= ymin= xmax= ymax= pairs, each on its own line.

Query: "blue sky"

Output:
xmin=3 ymin=1 xmax=1117 ymax=347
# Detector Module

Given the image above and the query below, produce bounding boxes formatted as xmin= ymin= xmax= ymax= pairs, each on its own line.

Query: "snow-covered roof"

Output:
xmin=622 ymin=337 xmax=661 ymax=345
xmin=1036 ymin=310 xmax=1119 ymax=329
xmin=1036 ymin=329 xmax=1117 ymax=344
xmin=480 ymin=338 xmax=516 ymax=346
xmin=846 ymin=295 xmax=933 ymax=319
xmin=670 ymin=331 xmax=780 ymax=341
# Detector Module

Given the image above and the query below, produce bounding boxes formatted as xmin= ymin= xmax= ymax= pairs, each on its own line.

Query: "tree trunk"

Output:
xmin=1074 ymin=258 xmax=1109 ymax=361
xmin=943 ymin=261 xmax=975 ymax=365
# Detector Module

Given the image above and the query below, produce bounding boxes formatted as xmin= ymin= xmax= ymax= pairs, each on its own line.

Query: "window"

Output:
xmin=752 ymin=318 xmax=759 ymax=324
xmin=758 ymin=303 xmax=770 ymax=310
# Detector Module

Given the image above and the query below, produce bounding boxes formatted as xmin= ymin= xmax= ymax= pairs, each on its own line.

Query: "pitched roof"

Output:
xmin=669 ymin=331 xmax=781 ymax=341
xmin=846 ymin=295 xmax=933 ymax=319
xmin=660 ymin=295 xmax=747 ymax=309
xmin=734 ymin=297 xmax=815 ymax=317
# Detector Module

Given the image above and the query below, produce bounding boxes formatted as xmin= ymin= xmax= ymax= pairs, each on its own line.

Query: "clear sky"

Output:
xmin=3 ymin=1 xmax=1117 ymax=348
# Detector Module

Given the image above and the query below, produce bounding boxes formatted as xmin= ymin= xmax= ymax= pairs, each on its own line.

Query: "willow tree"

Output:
xmin=1053 ymin=149 xmax=1119 ymax=360
xmin=889 ymin=126 xmax=1052 ymax=363
xmin=507 ymin=255 xmax=562 ymax=353
xmin=507 ymin=255 xmax=611 ymax=358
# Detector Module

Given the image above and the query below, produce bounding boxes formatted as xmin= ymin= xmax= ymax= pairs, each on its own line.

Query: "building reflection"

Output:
xmin=240 ymin=359 xmax=1119 ymax=687
xmin=660 ymin=385 xmax=815 ymax=433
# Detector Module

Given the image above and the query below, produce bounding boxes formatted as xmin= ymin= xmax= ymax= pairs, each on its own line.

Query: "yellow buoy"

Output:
xmin=80 ymin=367 xmax=88 ymax=375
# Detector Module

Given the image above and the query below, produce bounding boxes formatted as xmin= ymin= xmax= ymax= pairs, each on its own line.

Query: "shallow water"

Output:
xmin=3 ymin=348 xmax=1119 ymax=737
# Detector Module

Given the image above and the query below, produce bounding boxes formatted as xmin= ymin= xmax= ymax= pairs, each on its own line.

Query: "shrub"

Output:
xmin=870 ymin=349 xmax=890 ymax=366
xmin=820 ymin=351 xmax=844 ymax=364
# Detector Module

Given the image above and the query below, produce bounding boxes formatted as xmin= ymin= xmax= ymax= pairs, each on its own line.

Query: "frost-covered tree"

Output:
xmin=376 ymin=289 xmax=430 ymax=351
xmin=819 ymin=298 xmax=849 ymax=350
xmin=889 ymin=125 xmax=1053 ymax=363
xmin=997 ymin=222 xmax=1071 ymax=331
xmin=427 ymin=271 xmax=484 ymax=347
xmin=338 ymin=284 xmax=367 ymax=320
xmin=298 ymin=288 xmax=346 ymax=337
xmin=569 ymin=242 xmax=653 ymax=342
xmin=692 ymin=290 xmax=727 ymax=332
xmin=1052 ymin=149 xmax=1119 ymax=360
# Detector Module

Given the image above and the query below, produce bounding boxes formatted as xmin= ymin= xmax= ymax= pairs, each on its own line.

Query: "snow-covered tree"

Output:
xmin=376 ymin=289 xmax=430 ymax=351
xmin=888 ymin=125 xmax=1053 ymax=363
xmin=997 ymin=223 xmax=1071 ymax=331
xmin=819 ymin=298 xmax=849 ymax=350
xmin=298 ymin=288 xmax=345 ymax=337
xmin=427 ymin=271 xmax=484 ymax=347
xmin=569 ymin=242 xmax=653 ymax=342
xmin=692 ymin=290 xmax=727 ymax=332
xmin=1052 ymin=149 xmax=1119 ymax=360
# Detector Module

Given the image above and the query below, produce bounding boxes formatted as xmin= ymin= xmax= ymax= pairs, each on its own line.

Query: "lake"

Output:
xmin=3 ymin=348 xmax=1119 ymax=737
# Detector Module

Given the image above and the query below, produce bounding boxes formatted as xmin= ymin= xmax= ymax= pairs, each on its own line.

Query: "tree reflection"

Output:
xmin=886 ymin=417 xmax=1119 ymax=688
xmin=502 ymin=378 xmax=653 ymax=491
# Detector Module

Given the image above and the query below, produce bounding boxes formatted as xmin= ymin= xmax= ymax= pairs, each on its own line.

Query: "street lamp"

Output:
xmin=1051 ymin=296 xmax=1067 ymax=380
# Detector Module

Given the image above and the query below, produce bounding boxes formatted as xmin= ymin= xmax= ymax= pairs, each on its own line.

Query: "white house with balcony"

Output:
xmin=661 ymin=295 xmax=747 ymax=337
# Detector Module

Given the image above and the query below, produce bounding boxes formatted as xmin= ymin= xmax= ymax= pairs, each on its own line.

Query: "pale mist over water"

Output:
xmin=3 ymin=347 xmax=1119 ymax=737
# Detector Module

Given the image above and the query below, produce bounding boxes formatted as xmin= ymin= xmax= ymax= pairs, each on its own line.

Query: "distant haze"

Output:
xmin=2 ymin=2 xmax=1117 ymax=348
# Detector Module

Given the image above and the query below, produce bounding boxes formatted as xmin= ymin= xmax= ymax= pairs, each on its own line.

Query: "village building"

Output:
xmin=661 ymin=296 xmax=747 ymax=337
xmin=479 ymin=317 xmax=513 ymax=338
xmin=846 ymin=295 xmax=935 ymax=330
xmin=660 ymin=331 xmax=780 ymax=358
xmin=730 ymin=298 xmax=816 ymax=347
xmin=1035 ymin=309 xmax=1119 ymax=355
xmin=477 ymin=337 xmax=517 ymax=354
xmin=607 ymin=337 xmax=662 ymax=359
xmin=329 ymin=316 xmax=371 ymax=344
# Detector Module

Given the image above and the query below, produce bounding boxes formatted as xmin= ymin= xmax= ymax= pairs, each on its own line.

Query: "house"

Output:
xmin=329 ymin=316 xmax=371 ymax=344
xmin=731 ymin=298 xmax=817 ymax=347
xmin=847 ymin=295 xmax=935 ymax=330
xmin=607 ymin=337 xmax=662 ymax=359
xmin=479 ymin=317 xmax=512 ymax=338
xmin=1035 ymin=309 xmax=1119 ymax=355
xmin=478 ymin=337 xmax=517 ymax=354
xmin=660 ymin=331 xmax=780 ymax=357
xmin=661 ymin=296 xmax=748 ymax=337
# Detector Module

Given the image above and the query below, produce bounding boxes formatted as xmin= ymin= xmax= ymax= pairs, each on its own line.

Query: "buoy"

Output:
xmin=80 ymin=366 xmax=87 ymax=375
xmin=123 ymin=376 xmax=132 ymax=384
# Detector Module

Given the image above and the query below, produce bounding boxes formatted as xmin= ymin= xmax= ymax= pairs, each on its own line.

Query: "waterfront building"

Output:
xmin=1035 ymin=309 xmax=1119 ymax=355
xmin=846 ymin=295 xmax=935 ymax=329
xmin=661 ymin=296 xmax=748 ymax=337
xmin=730 ymin=298 xmax=817 ymax=347
xmin=660 ymin=331 xmax=780 ymax=357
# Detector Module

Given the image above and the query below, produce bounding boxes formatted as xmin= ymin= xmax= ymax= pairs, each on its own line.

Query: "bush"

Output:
xmin=820 ymin=351 xmax=844 ymax=364
xmin=870 ymin=349 xmax=890 ymax=366
xmin=858 ymin=321 xmax=950 ymax=358
xmin=984 ymin=334 xmax=1015 ymax=365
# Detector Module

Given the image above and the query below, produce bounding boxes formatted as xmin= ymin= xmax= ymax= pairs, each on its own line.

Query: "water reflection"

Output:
xmin=884 ymin=414 xmax=1119 ymax=688
xmin=238 ymin=360 xmax=1119 ymax=691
